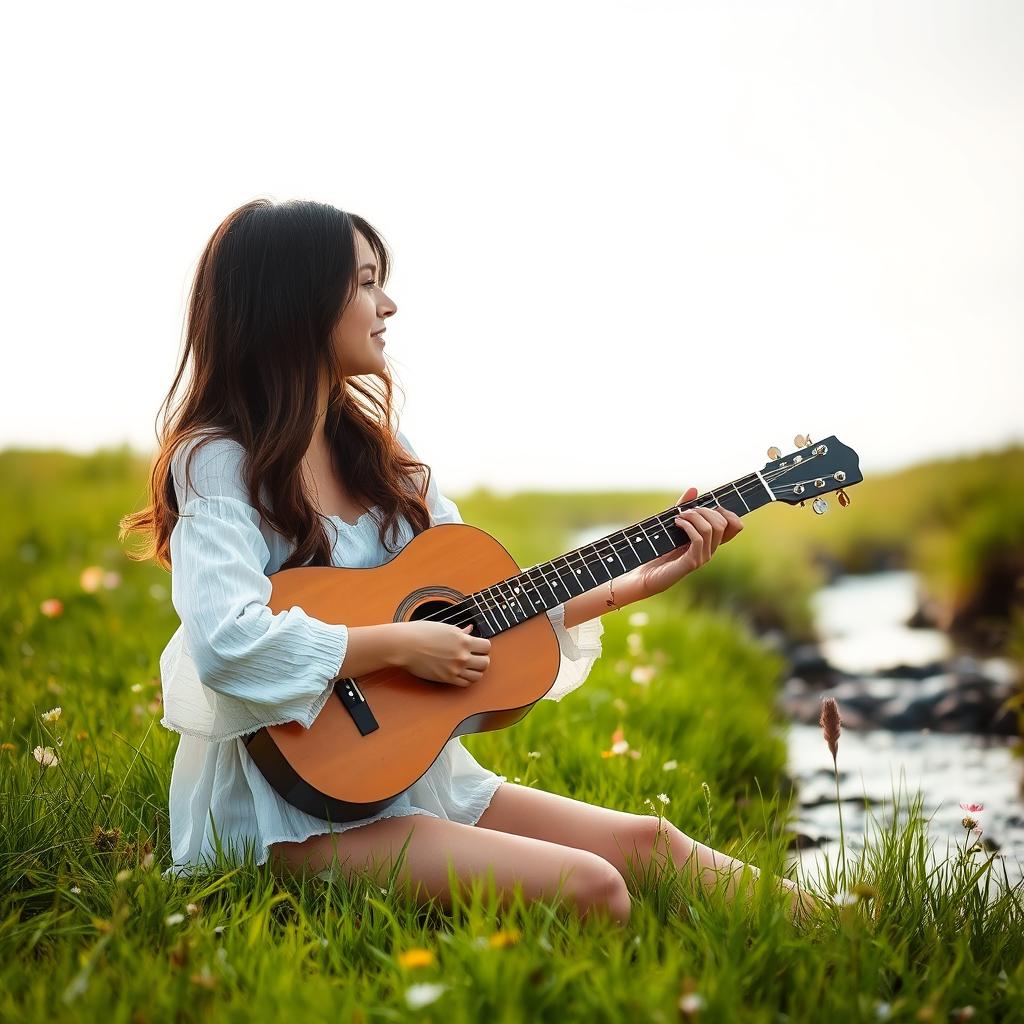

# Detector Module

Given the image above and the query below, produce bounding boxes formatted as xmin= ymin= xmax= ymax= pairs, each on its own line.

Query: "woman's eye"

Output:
xmin=362 ymin=280 xmax=376 ymax=288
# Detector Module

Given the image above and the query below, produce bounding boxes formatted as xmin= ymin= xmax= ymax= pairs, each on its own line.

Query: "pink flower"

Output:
xmin=959 ymin=802 xmax=985 ymax=813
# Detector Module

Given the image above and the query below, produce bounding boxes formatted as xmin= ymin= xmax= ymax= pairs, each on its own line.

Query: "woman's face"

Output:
xmin=330 ymin=231 xmax=397 ymax=377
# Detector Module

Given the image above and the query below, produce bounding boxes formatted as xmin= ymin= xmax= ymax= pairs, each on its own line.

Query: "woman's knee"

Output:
xmin=565 ymin=853 xmax=632 ymax=926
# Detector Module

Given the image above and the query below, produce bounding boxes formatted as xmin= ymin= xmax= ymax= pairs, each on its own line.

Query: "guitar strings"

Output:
xmin=406 ymin=451 xmax=835 ymax=630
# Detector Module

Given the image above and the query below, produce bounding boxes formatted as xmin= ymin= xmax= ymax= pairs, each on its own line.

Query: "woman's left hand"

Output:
xmin=635 ymin=486 xmax=744 ymax=598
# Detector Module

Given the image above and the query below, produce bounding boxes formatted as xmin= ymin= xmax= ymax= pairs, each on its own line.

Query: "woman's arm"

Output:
xmin=562 ymin=569 xmax=648 ymax=629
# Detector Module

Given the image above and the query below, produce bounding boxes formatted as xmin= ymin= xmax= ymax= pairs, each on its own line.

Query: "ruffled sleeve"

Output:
xmin=159 ymin=435 xmax=349 ymax=742
xmin=396 ymin=429 xmax=604 ymax=702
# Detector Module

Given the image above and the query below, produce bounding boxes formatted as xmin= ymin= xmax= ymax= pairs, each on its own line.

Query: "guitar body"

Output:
xmin=242 ymin=523 xmax=562 ymax=823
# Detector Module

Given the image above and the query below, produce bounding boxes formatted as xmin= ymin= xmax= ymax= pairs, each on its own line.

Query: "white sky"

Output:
xmin=3 ymin=0 xmax=1022 ymax=495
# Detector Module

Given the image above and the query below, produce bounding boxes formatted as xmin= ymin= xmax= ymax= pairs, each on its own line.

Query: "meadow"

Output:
xmin=1 ymin=444 xmax=1022 ymax=1022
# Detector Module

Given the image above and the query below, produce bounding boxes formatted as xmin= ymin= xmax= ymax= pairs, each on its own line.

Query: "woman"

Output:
xmin=122 ymin=198 xmax=817 ymax=927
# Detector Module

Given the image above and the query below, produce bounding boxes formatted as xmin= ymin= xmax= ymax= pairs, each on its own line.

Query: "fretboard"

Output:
xmin=458 ymin=471 xmax=776 ymax=639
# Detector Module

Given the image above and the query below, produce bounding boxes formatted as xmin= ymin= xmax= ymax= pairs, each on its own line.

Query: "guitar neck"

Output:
xmin=462 ymin=469 xmax=777 ymax=639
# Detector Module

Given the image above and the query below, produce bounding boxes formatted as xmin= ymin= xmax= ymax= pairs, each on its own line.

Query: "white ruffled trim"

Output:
xmin=540 ymin=603 xmax=606 ymax=702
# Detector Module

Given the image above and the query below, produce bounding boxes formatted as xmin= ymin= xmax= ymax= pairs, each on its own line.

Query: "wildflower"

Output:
xmin=102 ymin=571 xmax=121 ymax=589
xmin=819 ymin=696 xmax=842 ymax=763
xmin=130 ymin=683 xmax=144 ymax=693
xmin=1 ymin=742 xmax=16 ymax=753
xmin=612 ymin=697 xmax=628 ymax=713
xmin=630 ymin=664 xmax=656 ymax=686
xmin=398 ymin=948 xmax=436 ymax=968
xmin=628 ymin=611 xmax=649 ymax=627
xmin=141 ymin=852 xmax=155 ymax=870
xmin=601 ymin=725 xmax=629 ymax=757
xmin=70 ymin=885 xmax=81 ymax=894
xmin=404 ymin=982 xmax=447 ymax=1009
xmin=679 ymin=991 xmax=705 ymax=1015
xmin=40 ymin=598 xmax=63 ymax=618
xmin=80 ymin=566 xmax=105 ymax=593
xmin=488 ymin=928 xmax=521 ymax=948
xmin=850 ymin=882 xmax=878 ymax=900
xmin=626 ymin=632 xmax=644 ymax=655
xmin=526 ymin=751 xmax=541 ymax=759
xmin=875 ymin=1001 xmax=891 ymax=1020
xmin=32 ymin=745 xmax=59 ymax=767
xmin=186 ymin=903 xmax=200 ymax=915
xmin=959 ymin=802 xmax=984 ymax=814
xmin=961 ymin=816 xmax=979 ymax=832
xmin=663 ymin=759 xmax=678 ymax=771
xmin=41 ymin=706 xmax=62 ymax=723
xmin=628 ymin=749 xmax=642 ymax=759
xmin=74 ymin=730 xmax=89 ymax=741
xmin=115 ymin=868 xmax=133 ymax=883
xmin=657 ymin=793 xmax=670 ymax=805
xmin=165 ymin=912 xmax=186 ymax=925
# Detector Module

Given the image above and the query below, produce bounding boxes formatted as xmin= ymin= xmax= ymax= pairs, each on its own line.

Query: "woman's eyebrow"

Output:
xmin=359 ymin=262 xmax=377 ymax=272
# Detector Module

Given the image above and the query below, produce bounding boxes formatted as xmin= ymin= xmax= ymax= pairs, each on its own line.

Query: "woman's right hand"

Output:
xmin=394 ymin=621 xmax=491 ymax=687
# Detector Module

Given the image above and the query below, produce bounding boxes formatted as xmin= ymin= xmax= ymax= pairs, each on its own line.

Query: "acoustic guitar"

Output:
xmin=244 ymin=434 xmax=862 ymax=822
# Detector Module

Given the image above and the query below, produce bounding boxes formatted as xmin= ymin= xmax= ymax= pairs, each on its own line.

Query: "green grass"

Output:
xmin=2 ymin=445 xmax=1023 ymax=1022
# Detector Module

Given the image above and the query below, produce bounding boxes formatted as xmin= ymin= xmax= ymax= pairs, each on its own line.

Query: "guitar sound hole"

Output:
xmin=408 ymin=599 xmax=463 ymax=625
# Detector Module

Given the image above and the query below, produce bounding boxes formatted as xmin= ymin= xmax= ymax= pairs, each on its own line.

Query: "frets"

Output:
xmin=457 ymin=472 xmax=775 ymax=639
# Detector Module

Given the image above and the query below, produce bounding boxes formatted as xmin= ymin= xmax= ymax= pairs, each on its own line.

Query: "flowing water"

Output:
xmin=784 ymin=571 xmax=1024 ymax=893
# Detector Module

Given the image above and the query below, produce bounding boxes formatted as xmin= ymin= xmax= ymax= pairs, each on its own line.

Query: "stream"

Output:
xmin=782 ymin=570 xmax=1024 ymax=893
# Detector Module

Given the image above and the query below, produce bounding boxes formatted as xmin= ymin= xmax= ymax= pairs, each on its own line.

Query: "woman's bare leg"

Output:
xmin=268 ymin=812 xmax=633 ymax=926
xmin=476 ymin=783 xmax=819 ymax=921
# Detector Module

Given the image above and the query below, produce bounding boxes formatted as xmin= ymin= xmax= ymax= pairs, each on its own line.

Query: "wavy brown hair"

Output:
xmin=119 ymin=198 xmax=435 ymax=572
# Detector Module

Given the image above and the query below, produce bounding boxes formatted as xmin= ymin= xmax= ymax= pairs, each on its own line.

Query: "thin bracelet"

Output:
xmin=605 ymin=578 xmax=621 ymax=611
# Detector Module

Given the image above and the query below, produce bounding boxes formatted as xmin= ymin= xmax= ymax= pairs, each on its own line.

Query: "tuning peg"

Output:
xmin=812 ymin=497 xmax=828 ymax=515
xmin=794 ymin=434 xmax=812 ymax=449
xmin=767 ymin=446 xmax=781 ymax=460
xmin=837 ymin=488 xmax=851 ymax=508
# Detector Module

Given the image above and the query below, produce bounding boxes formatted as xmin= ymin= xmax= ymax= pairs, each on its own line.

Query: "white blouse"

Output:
xmin=159 ymin=429 xmax=604 ymax=877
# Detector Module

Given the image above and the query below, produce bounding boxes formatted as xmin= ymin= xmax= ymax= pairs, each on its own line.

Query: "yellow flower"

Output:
xmin=80 ymin=566 xmax=105 ymax=593
xmin=398 ymin=948 xmax=436 ymax=969
xmin=488 ymin=929 xmax=521 ymax=948
xmin=1 ymin=742 xmax=16 ymax=753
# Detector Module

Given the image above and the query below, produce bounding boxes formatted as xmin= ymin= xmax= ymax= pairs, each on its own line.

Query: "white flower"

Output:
xmin=130 ymin=683 xmax=144 ymax=693
xmin=141 ymin=852 xmax=155 ymax=870
xmin=186 ymin=902 xmax=199 ymax=915
xmin=662 ymin=760 xmax=678 ymax=771
xmin=404 ymin=982 xmax=447 ymax=1009
xmin=679 ymin=992 xmax=705 ymax=1014
xmin=628 ymin=611 xmax=649 ymax=627
xmin=630 ymin=665 xmax=656 ymax=686
xmin=32 ymin=745 xmax=59 ymax=767
xmin=165 ymin=912 xmax=186 ymax=925
xmin=874 ymin=1002 xmax=891 ymax=1020
xmin=527 ymin=750 xmax=541 ymax=759
xmin=611 ymin=739 xmax=630 ymax=755
xmin=70 ymin=885 xmax=81 ymax=894
xmin=657 ymin=793 xmax=670 ymax=805
xmin=626 ymin=632 xmax=644 ymax=655
xmin=79 ymin=566 xmax=104 ymax=592
xmin=41 ymin=707 xmax=62 ymax=723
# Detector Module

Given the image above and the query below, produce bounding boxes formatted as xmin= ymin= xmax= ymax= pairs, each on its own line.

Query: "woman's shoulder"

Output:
xmin=170 ymin=430 xmax=251 ymax=507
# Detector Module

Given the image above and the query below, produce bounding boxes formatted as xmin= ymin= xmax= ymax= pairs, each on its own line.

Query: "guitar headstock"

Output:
xmin=761 ymin=435 xmax=863 ymax=513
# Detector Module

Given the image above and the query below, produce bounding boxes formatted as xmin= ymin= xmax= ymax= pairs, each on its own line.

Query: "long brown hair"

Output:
xmin=119 ymin=198 xmax=434 ymax=572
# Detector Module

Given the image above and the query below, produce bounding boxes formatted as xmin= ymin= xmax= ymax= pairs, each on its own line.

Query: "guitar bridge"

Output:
xmin=334 ymin=677 xmax=380 ymax=736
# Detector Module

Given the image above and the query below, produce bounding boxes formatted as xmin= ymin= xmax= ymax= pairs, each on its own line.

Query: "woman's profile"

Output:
xmin=121 ymin=197 xmax=818 ymax=927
